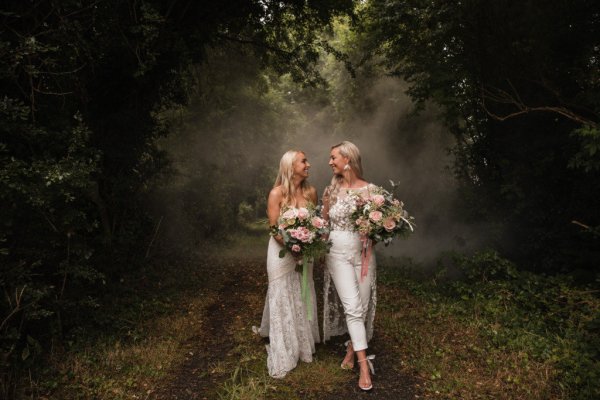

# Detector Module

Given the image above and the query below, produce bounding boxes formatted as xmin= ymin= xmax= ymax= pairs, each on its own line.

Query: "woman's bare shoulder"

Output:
xmin=269 ymin=186 xmax=284 ymax=201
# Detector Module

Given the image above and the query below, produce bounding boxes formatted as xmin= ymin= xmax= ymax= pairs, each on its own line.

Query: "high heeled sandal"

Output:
xmin=357 ymin=355 xmax=376 ymax=391
xmin=340 ymin=340 xmax=354 ymax=370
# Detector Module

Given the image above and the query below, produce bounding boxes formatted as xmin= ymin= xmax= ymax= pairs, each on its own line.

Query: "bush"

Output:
xmin=445 ymin=251 xmax=600 ymax=399
xmin=237 ymin=202 xmax=255 ymax=224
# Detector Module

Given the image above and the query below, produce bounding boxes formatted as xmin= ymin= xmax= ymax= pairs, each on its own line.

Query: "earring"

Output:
xmin=343 ymin=164 xmax=350 ymax=171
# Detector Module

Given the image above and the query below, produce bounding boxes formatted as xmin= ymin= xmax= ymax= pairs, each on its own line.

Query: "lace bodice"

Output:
xmin=325 ymin=184 xmax=375 ymax=231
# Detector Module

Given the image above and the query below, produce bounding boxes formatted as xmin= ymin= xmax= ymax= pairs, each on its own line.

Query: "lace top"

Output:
xmin=325 ymin=184 xmax=376 ymax=231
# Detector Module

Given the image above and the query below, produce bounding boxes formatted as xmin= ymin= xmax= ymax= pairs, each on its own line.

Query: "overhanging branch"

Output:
xmin=481 ymin=80 xmax=598 ymax=128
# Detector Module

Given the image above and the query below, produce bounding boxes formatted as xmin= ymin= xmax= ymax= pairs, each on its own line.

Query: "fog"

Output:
xmin=153 ymin=46 xmax=490 ymax=266
xmin=273 ymin=77 xmax=489 ymax=265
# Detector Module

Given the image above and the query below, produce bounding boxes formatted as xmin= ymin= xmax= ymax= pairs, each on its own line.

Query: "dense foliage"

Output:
xmin=2 ymin=0 xmax=599 ymax=397
xmin=0 ymin=0 xmax=352 ymax=396
xmin=380 ymin=251 xmax=600 ymax=399
xmin=360 ymin=0 xmax=600 ymax=272
xmin=450 ymin=251 xmax=599 ymax=398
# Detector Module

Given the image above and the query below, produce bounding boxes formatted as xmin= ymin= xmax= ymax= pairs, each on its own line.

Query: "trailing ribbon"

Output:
xmin=360 ymin=236 xmax=372 ymax=282
xmin=301 ymin=255 xmax=313 ymax=321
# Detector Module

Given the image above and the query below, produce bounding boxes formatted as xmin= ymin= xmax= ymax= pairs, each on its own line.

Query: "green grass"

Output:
xmin=216 ymin=347 xmax=352 ymax=400
xmin=377 ymin=251 xmax=600 ymax=400
xmin=25 ymin=235 xmax=599 ymax=400
xmin=37 ymin=268 xmax=219 ymax=399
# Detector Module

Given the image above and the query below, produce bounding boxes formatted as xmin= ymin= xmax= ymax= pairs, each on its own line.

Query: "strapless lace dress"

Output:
xmin=254 ymin=237 xmax=319 ymax=378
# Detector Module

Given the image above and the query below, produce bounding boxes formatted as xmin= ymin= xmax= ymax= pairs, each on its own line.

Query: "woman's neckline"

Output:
xmin=341 ymin=183 xmax=370 ymax=190
xmin=286 ymin=201 xmax=313 ymax=208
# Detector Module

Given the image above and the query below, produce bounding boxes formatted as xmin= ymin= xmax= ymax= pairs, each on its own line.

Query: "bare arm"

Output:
xmin=316 ymin=186 xmax=331 ymax=264
xmin=308 ymin=186 xmax=318 ymax=207
xmin=321 ymin=186 xmax=331 ymax=221
xmin=267 ymin=187 xmax=284 ymax=246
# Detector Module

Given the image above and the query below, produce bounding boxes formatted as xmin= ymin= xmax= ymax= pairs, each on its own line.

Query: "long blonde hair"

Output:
xmin=330 ymin=141 xmax=364 ymax=190
xmin=274 ymin=150 xmax=312 ymax=208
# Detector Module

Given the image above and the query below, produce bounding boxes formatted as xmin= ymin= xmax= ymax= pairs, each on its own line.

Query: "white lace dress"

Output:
xmin=254 ymin=237 xmax=320 ymax=378
xmin=323 ymin=184 xmax=377 ymax=344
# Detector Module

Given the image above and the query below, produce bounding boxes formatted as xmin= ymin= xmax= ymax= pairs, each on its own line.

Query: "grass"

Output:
xmin=377 ymin=281 xmax=556 ymax=398
xmin=376 ymin=252 xmax=599 ymax=400
xmin=216 ymin=348 xmax=352 ymax=400
xmin=26 ymin=232 xmax=599 ymax=400
xmin=37 ymin=259 xmax=220 ymax=399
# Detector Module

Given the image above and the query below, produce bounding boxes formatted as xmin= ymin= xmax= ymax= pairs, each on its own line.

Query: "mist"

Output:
xmin=275 ymin=77 xmax=490 ymax=265
xmin=152 ymin=45 xmax=490 ymax=265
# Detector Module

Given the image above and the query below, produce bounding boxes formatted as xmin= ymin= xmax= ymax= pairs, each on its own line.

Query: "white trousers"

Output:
xmin=326 ymin=231 xmax=375 ymax=351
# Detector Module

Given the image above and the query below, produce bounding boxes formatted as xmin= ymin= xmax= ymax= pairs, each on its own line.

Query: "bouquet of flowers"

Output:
xmin=350 ymin=185 xmax=415 ymax=245
xmin=270 ymin=205 xmax=331 ymax=320
xmin=349 ymin=183 xmax=415 ymax=281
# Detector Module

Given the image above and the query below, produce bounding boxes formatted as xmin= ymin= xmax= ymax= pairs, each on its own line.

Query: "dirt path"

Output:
xmin=151 ymin=248 xmax=422 ymax=399
xmin=150 ymin=257 xmax=263 ymax=399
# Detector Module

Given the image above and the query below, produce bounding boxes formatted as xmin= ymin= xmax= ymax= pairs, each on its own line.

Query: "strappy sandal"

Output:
xmin=357 ymin=355 xmax=375 ymax=391
xmin=340 ymin=340 xmax=354 ymax=370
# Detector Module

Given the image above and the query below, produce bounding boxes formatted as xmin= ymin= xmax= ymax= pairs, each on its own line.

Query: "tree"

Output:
xmin=360 ymin=0 xmax=600 ymax=272
xmin=0 ymin=0 xmax=353 ymax=395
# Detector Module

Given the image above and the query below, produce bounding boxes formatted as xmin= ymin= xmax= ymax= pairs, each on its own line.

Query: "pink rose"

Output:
xmin=291 ymin=244 xmax=301 ymax=253
xmin=369 ymin=210 xmax=383 ymax=222
xmin=291 ymin=227 xmax=313 ymax=243
xmin=297 ymin=207 xmax=309 ymax=220
xmin=383 ymin=218 xmax=396 ymax=231
xmin=278 ymin=223 xmax=286 ymax=230
xmin=311 ymin=217 xmax=325 ymax=229
xmin=282 ymin=208 xmax=297 ymax=219
xmin=372 ymin=194 xmax=385 ymax=207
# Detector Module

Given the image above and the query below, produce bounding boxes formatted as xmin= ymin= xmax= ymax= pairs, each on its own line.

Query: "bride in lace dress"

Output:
xmin=253 ymin=150 xmax=320 ymax=378
xmin=321 ymin=141 xmax=377 ymax=391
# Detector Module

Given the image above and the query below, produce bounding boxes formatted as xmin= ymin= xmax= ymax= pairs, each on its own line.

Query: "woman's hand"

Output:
xmin=291 ymin=251 xmax=303 ymax=264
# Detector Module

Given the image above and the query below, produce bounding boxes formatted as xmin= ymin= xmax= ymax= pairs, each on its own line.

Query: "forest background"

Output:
xmin=1 ymin=1 xmax=599 ymax=399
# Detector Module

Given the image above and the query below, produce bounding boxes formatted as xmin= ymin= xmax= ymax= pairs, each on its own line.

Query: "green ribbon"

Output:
xmin=301 ymin=255 xmax=312 ymax=321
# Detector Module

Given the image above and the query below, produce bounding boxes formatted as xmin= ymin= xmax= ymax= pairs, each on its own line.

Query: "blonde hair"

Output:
xmin=274 ymin=150 xmax=312 ymax=208
xmin=330 ymin=141 xmax=364 ymax=190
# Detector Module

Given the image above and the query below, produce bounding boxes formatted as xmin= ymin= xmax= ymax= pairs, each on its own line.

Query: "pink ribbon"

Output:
xmin=360 ymin=236 xmax=372 ymax=282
